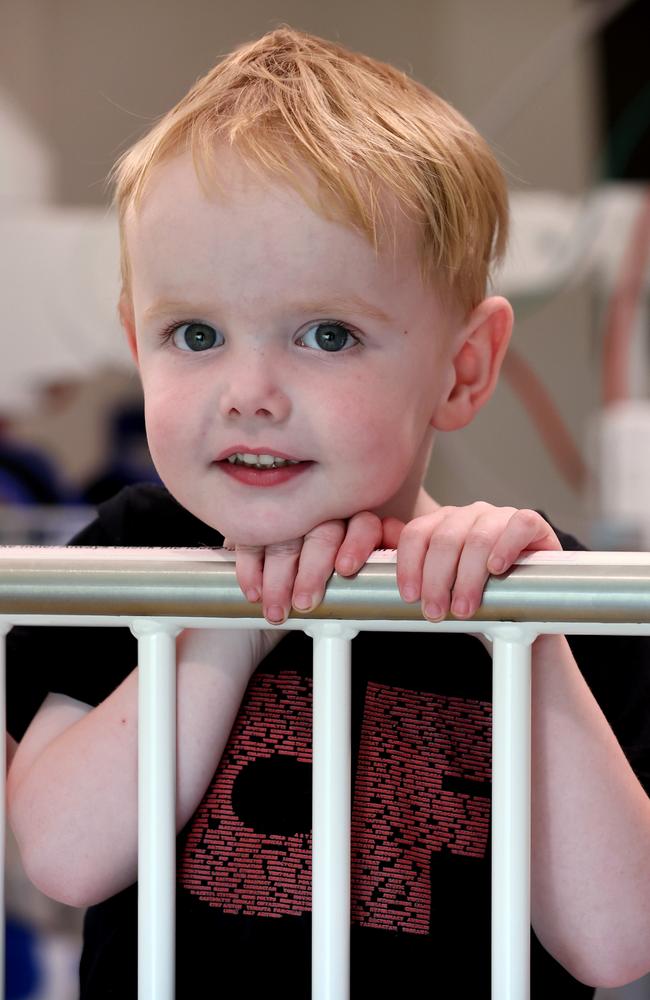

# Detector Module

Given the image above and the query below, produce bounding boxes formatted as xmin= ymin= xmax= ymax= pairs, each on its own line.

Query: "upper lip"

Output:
xmin=216 ymin=445 xmax=307 ymax=462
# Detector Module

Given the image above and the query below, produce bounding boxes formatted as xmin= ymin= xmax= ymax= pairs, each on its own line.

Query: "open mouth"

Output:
xmin=225 ymin=452 xmax=302 ymax=470
xmin=217 ymin=454 xmax=313 ymax=487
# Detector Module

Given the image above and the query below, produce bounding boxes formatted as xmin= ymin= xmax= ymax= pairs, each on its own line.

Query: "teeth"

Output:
xmin=226 ymin=452 xmax=301 ymax=469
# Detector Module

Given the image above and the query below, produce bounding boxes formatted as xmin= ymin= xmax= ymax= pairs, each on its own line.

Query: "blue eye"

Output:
xmin=299 ymin=321 xmax=359 ymax=353
xmin=172 ymin=322 xmax=223 ymax=352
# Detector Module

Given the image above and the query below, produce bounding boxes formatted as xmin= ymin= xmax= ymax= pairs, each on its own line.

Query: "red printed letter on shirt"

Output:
xmin=179 ymin=672 xmax=491 ymax=934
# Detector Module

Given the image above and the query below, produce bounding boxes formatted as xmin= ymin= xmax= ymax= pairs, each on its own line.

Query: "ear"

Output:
xmin=431 ymin=296 xmax=513 ymax=432
xmin=119 ymin=294 xmax=139 ymax=366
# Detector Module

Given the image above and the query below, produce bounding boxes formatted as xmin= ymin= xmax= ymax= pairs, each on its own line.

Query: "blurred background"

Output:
xmin=1 ymin=0 xmax=649 ymax=997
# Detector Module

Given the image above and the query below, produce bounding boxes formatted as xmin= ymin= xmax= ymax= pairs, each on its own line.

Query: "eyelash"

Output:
xmin=158 ymin=319 xmax=362 ymax=353
xmin=297 ymin=320 xmax=360 ymax=352
xmin=158 ymin=320 xmax=202 ymax=345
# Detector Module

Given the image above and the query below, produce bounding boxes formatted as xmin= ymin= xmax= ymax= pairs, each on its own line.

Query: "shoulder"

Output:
xmin=74 ymin=484 xmax=224 ymax=549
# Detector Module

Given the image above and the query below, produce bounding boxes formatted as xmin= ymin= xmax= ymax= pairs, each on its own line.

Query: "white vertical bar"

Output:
xmin=310 ymin=624 xmax=356 ymax=1000
xmin=491 ymin=627 xmax=533 ymax=1000
xmin=131 ymin=621 xmax=179 ymax=1000
xmin=0 ymin=623 xmax=8 ymax=1000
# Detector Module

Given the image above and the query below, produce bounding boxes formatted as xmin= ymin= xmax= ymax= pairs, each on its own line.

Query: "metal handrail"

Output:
xmin=1 ymin=547 xmax=650 ymax=622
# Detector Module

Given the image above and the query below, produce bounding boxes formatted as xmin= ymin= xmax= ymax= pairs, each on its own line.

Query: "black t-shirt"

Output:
xmin=7 ymin=484 xmax=650 ymax=999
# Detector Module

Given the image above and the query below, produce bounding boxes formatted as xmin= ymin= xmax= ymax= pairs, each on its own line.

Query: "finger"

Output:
xmin=290 ymin=520 xmax=347 ymax=611
xmin=450 ymin=509 xmax=517 ymax=618
xmin=232 ymin=545 xmax=265 ymax=604
xmin=486 ymin=509 xmax=561 ymax=574
xmin=258 ymin=538 xmax=304 ymax=624
xmin=381 ymin=516 xmax=405 ymax=551
xmin=395 ymin=509 xmax=447 ymax=604
xmin=419 ymin=507 xmax=482 ymax=620
xmin=333 ymin=512 xmax=383 ymax=576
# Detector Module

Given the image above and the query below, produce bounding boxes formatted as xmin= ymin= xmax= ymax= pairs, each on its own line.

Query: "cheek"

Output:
xmin=141 ymin=377 xmax=195 ymax=462
xmin=328 ymin=379 xmax=427 ymax=490
xmin=339 ymin=375 xmax=429 ymax=452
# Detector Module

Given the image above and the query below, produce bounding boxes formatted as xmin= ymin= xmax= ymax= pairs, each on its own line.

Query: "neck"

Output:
xmin=372 ymin=427 xmax=440 ymax=523
xmin=413 ymin=485 xmax=439 ymax=517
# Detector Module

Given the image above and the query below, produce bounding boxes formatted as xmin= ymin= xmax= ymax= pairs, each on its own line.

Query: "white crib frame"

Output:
xmin=2 ymin=547 xmax=650 ymax=1000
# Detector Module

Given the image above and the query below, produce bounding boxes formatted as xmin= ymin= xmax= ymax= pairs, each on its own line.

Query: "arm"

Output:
xmin=6 ymin=733 xmax=17 ymax=770
xmin=7 ymin=509 xmax=385 ymax=908
xmin=234 ymin=502 xmax=650 ymax=986
xmin=530 ymin=632 xmax=650 ymax=987
xmin=7 ymin=626 xmax=283 ymax=907
xmin=391 ymin=503 xmax=650 ymax=988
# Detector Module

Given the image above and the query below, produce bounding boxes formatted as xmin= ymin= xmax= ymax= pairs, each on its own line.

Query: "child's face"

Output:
xmin=123 ymin=148 xmax=461 ymax=545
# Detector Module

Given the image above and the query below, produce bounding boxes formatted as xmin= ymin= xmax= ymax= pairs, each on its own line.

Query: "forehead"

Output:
xmin=123 ymin=148 xmax=445 ymax=325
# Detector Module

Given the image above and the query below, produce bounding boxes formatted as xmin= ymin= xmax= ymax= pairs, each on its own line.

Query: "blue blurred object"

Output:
xmin=0 ymin=440 xmax=73 ymax=506
xmin=82 ymin=403 xmax=161 ymax=504
xmin=6 ymin=918 xmax=40 ymax=999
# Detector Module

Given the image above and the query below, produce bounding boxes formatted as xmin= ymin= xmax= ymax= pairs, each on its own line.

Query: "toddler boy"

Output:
xmin=6 ymin=27 xmax=650 ymax=999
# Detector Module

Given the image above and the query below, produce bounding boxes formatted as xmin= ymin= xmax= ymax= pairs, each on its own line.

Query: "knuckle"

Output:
xmin=513 ymin=508 xmax=540 ymax=528
xmin=235 ymin=557 xmax=256 ymax=579
xmin=268 ymin=539 xmax=302 ymax=557
xmin=236 ymin=543 xmax=263 ymax=555
xmin=466 ymin=528 xmax=494 ymax=550
xmin=294 ymin=570 xmax=322 ymax=593
xmin=434 ymin=506 xmax=453 ymax=518
xmin=400 ymin=514 xmax=439 ymax=540
xmin=399 ymin=523 xmax=421 ymax=546
xmin=454 ymin=584 xmax=481 ymax=605
xmin=307 ymin=521 xmax=345 ymax=546
xmin=350 ymin=510 xmax=380 ymax=528
xmin=264 ymin=583 xmax=290 ymax=605
xmin=396 ymin=574 xmax=417 ymax=595
xmin=424 ymin=587 xmax=447 ymax=604
xmin=428 ymin=526 xmax=461 ymax=551
xmin=422 ymin=577 xmax=450 ymax=600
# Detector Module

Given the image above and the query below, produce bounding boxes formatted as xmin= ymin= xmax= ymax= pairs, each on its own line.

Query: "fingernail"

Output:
xmin=293 ymin=593 xmax=313 ymax=611
xmin=452 ymin=597 xmax=469 ymax=617
xmin=338 ymin=556 xmax=355 ymax=574
xmin=402 ymin=585 xmax=418 ymax=602
xmin=423 ymin=602 xmax=443 ymax=621
xmin=245 ymin=588 xmax=260 ymax=603
xmin=265 ymin=605 xmax=286 ymax=624
xmin=489 ymin=557 xmax=505 ymax=574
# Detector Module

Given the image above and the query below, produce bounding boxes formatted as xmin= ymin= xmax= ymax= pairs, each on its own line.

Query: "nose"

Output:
xmin=218 ymin=348 xmax=291 ymax=423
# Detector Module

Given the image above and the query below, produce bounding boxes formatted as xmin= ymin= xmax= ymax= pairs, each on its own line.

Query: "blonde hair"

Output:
xmin=111 ymin=26 xmax=508 ymax=312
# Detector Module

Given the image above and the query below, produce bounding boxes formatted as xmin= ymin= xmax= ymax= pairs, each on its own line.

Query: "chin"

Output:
xmin=218 ymin=511 xmax=333 ymax=548
xmin=221 ymin=523 xmax=310 ymax=547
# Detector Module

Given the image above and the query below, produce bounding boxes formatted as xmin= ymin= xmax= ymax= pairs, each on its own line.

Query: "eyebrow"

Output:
xmin=142 ymin=294 xmax=393 ymax=325
xmin=293 ymin=296 xmax=393 ymax=324
xmin=143 ymin=300 xmax=216 ymax=323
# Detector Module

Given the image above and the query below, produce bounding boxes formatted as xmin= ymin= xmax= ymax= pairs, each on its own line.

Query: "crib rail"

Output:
xmin=2 ymin=547 xmax=650 ymax=1000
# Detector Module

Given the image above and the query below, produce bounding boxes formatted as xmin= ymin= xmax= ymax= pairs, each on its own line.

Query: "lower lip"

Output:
xmin=217 ymin=460 xmax=313 ymax=487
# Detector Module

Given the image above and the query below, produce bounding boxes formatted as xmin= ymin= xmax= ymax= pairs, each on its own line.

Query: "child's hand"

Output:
xmin=225 ymin=503 xmax=559 ymax=624
xmin=225 ymin=512 xmax=402 ymax=624
xmin=395 ymin=502 xmax=561 ymax=621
